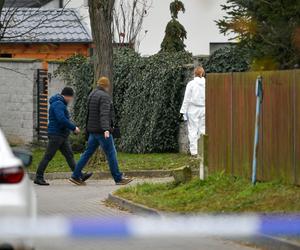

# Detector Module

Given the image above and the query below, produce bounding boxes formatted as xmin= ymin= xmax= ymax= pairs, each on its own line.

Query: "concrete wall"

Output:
xmin=0 ymin=60 xmax=42 ymax=144
xmin=0 ymin=60 xmax=67 ymax=145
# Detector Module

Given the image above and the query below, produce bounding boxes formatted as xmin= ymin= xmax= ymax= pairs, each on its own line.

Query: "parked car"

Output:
xmin=0 ymin=129 xmax=36 ymax=250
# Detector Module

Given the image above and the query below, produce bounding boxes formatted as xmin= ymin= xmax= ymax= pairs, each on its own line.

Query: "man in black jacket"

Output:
xmin=69 ymin=77 xmax=133 ymax=185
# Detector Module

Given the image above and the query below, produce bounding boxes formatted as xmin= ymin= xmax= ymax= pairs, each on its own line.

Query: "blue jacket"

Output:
xmin=47 ymin=94 xmax=76 ymax=137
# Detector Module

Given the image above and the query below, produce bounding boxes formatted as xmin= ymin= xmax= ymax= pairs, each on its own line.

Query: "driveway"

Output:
xmin=34 ymin=179 xmax=256 ymax=250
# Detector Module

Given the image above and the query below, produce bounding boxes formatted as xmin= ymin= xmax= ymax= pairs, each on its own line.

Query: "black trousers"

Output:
xmin=36 ymin=135 xmax=76 ymax=180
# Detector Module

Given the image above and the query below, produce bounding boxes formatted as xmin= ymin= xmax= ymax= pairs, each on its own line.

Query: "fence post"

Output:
xmin=252 ymin=76 xmax=263 ymax=185
xmin=199 ymin=134 xmax=208 ymax=180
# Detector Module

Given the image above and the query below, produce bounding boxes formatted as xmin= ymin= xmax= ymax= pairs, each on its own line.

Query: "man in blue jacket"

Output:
xmin=34 ymin=87 xmax=92 ymax=185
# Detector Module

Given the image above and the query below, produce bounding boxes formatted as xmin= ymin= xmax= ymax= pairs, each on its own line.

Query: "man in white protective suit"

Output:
xmin=180 ymin=66 xmax=206 ymax=157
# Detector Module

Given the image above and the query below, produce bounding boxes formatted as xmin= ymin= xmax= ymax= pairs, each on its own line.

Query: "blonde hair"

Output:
xmin=97 ymin=77 xmax=110 ymax=88
xmin=194 ymin=66 xmax=205 ymax=78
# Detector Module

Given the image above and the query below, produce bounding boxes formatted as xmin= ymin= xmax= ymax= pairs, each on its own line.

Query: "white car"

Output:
xmin=0 ymin=129 xmax=36 ymax=250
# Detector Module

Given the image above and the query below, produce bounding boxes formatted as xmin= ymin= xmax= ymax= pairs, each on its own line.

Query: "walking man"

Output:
xmin=34 ymin=87 xmax=92 ymax=185
xmin=69 ymin=77 xmax=133 ymax=185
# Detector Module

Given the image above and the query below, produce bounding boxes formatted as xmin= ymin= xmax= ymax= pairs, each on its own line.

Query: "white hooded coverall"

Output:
xmin=180 ymin=76 xmax=206 ymax=155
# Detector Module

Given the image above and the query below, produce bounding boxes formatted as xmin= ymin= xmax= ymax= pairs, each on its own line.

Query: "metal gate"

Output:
xmin=37 ymin=69 xmax=48 ymax=141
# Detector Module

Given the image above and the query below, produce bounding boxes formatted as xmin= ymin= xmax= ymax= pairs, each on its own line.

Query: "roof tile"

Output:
xmin=0 ymin=8 xmax=92 ymax=43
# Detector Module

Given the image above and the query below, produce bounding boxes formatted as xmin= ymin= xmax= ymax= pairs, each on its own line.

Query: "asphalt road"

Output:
xmin=33 ymin=179 xmax=256 ymax=250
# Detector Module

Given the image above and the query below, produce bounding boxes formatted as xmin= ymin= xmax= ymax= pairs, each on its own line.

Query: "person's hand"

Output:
xmin=74 ymin=127 xmax=81 ymax=134
xmin=104 ymin=130 xmax=110 ymax=139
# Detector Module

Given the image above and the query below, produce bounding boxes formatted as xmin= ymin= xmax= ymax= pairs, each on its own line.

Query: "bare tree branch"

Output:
xmin=113 ymin=0 xmax=152 ymax=48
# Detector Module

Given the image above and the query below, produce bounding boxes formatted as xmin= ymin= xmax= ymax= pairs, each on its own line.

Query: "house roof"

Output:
xmin=3 ymin=0 xmax=53 ymax=8
xmin=0 ymin=8 xmax=92 ymax=43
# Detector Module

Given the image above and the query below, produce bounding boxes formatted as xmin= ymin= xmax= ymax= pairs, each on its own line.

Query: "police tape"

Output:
xmin=0 ymin=215 xmax=299 ymax=238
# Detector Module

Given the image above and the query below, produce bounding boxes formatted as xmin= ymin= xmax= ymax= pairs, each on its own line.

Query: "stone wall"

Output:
xmin=0 ymin=59 xmax=42 ymax=144
xmin=0 ymin=60 xmax=66 ymax=145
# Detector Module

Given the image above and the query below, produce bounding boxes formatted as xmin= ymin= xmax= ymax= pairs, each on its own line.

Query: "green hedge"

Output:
xmin=115 ymin=50 xmax=192 ymax=153
xmin=197 ymin=46 xmax=250 ymax=73
xmin=55 ymin=49 xmax=192 ymax=153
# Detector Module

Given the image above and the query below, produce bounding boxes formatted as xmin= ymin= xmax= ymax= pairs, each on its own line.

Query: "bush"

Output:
xmin=55 ymin=49 xmax=192 ymax=153
xmin=198 ymin=46 xmax=250 ymax=73
xmin=69 ymin=133 xmax=86 ymax=153
xmin=115 ymin=51 xmax=192 ymax=153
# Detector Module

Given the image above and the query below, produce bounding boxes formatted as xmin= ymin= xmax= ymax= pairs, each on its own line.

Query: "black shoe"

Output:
xmin=82 ymin=172 xmax=93 ymax=182
xmin=69 ymin=177 xmax=86 ymax=186
xmin=34 ymin=178 xmax=50 ymax=186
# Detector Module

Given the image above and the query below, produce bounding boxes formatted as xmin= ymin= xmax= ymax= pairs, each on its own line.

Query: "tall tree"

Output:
xmin=217 ymin=0 xmax=300 ymax=69
xmin=87 ymin=0 xmax=116 ymax=164
xmin=88 ymin=0 xmax=115 ymax=85
xmin=160 ymin=0 xmax=187 ymax=53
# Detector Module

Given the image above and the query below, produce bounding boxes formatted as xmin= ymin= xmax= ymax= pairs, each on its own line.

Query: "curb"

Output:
xmin=28 ymin=170 xmax=199 ymax=180
xmin=108 ymin=194 xmax=300 ymax=250
xmin=235 ymin=236 xmax=300 ymax=250
xmin=107 ymin=193 xmax=160 ymax=215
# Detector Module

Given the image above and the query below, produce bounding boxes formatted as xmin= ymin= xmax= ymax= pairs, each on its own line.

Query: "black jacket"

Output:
xmin=86 ymin=87 xmax=115 ymax=134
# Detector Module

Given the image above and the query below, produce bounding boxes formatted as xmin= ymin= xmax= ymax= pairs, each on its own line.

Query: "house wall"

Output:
xmin=43 ymin=0 xmax=60 ymax=8
xmin=63 ymin=0 xmax=231 ymax=56
xmin=48 ymin=62 xmax=67 ymax=97
xmin=0 ymin=43 xmax=90 ymax=69
xmin=139 ymin=0 xmax=231 ymax=56
xmin=0 ymin=60 xmax=42 ymax=144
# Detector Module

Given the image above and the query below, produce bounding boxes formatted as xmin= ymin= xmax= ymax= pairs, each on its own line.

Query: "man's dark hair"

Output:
xmin=61 ymin=87 xmax=74 ymax=97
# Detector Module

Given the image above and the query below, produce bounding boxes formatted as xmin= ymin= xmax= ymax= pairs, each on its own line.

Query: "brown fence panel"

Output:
xmin=206 ymin=69 xmax=300 ymax=184
xmin=261 ymin=70 xmax=294 ymax=183
xmin=206 ymin=73 xmax=232 ymax=174
xmin=294 ymin=70 xmax=300 ymax=185
xmin=232 ymin=72 xmax=257 ymax=179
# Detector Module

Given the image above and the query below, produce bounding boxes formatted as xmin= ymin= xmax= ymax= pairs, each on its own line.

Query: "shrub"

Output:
xmin=117 ymin=51 xmax=192 ymax=153
xmin=198 ymin=46 xmax=250 ymax=73
xmin=69 ymin=133 xmax=86 ymax=153
xmin=55 ymin=49 xmax=192 ymax=153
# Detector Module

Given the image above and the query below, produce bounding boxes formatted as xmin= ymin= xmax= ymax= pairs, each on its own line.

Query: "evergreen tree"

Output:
xmin=217 ymin=0 xmax=300 ymax=69
xmin=160 ymin=0 xmax=187 ymax=53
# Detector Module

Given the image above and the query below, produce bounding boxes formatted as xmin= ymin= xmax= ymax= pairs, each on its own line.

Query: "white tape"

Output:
xmin=0 ymin=216 xmax=69 ymax=238
xmin=128 ymin=215 xmax=260 ymax=237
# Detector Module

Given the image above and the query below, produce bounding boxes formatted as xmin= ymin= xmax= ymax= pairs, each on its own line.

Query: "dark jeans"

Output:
xmin=36 ymin=135 xmax=75 ymax=180
xmin=72 ymin=133 xmax=123 ymax=183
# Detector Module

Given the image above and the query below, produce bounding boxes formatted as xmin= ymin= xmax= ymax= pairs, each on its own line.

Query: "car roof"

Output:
xmin=0 ymin=129 xmax=22 ymax=168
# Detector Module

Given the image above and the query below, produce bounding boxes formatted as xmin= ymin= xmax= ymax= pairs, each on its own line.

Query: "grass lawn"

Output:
xmin=29 ymin=148 xmax=197 ymax=173
xmin=115 ymin=172 xmax=300 ymax=213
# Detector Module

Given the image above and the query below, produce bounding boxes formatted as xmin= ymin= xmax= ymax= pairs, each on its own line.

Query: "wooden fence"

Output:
xmin=206 ymin=69 xmax=300 ymax=185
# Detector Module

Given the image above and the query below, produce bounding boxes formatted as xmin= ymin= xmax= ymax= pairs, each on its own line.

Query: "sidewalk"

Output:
xmin=33 ymin=178 xmax=255 ymax=250
xmin=35 ymin=178 xmax=170 ymax=216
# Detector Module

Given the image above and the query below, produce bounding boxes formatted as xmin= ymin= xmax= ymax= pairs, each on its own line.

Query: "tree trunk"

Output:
xmin=88 ymin=0 xmax=115 ymax=90
xmin=87 ymin=0 xmax=115 ymax=167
